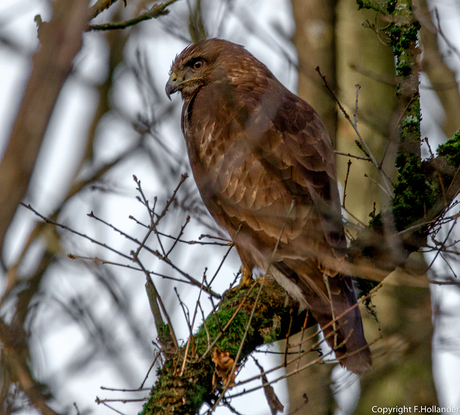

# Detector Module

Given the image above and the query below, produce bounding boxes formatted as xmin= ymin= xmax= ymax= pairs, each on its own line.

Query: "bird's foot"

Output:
xmin=239 ymin=266 xmax=254 ymax=287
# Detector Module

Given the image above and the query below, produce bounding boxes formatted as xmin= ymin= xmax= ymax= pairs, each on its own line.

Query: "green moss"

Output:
xmin=354 ymin=276 xmax=379 ymax=313
xmin=369 ymin=210 xmax=382 ymax=230
xmin=141 ymin=357 xmax=215 ymax=415
xmin=140 ymin=281 xmax=303 ymax=414
xmin=195 ymin=305 xmax=253 ymax=357
xmin=390 ymin=23 xmax=419 ymax=48
xmin=387 ymin=0 xmax=397 ymax=13
xmin=356 ymin=0 xmax=396 ymax=13
xmin=193 ymin=282 xmax=289 ymax=358
xmin=358 ymin=131 xmax=459 ymax=262
xmin=389 ymin=26 xmax=402 ymax=50
xmin=437 ymin=130 xmax=460 ymax=167
xmin=392 ymin=155 xmax=437 ymax=233
xmin=158 ymin=323 xmax=170 ymax=340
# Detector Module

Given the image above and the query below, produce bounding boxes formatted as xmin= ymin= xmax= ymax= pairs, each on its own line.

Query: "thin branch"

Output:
xmin=88 ymin=0 xmax=121 ymax=20
xmin=334 ymin=151 xmax=372 ymax=161
xmin=22 ymin=203 xmax=133 ymax=262
xmin=87 ymin=0 xmax=179 ymax=31
xmin=208 ymin=243 xmax=235 ymax=286
xmin=342 ymin=159 xmax=352 ymax=208
xmin=165 ymin=216 xmax=191 ymax=257
xmin=100 ymin=386 xmax=150 ymax=392
xmin=67 ymin=254 xmax=206 ymax=287
xmin=141 ymin=259 xmax=179 ymax=351
xmin=354 ymin=84 xmax=361 ymax=127
xmin=316 ymin=66 xmax=393 ymax=196
xmin=133 ymin=174 xmax=188 ymax=257
xmin=434 ymin=8 xmax=460 ymax=61
xmin=364 ymin=173 xmax=392 ymax=197
xmin=139 ymin=352 xmax=162 ymax=389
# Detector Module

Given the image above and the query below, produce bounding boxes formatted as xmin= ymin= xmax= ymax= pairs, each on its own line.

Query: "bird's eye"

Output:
xmin=193 ymin=60 xmax=204 ymax=70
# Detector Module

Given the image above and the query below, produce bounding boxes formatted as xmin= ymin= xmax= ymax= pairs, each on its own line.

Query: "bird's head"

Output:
xmin=166 ymin=38 xmax=272 ymax=100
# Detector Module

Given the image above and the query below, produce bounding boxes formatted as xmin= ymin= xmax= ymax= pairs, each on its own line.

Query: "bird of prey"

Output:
xmin=166 ymin=38 xmax=371 ymax=374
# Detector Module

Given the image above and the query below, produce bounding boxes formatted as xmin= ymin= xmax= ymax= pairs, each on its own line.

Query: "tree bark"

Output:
xmin=292 ymin=0 xmax=338 ymax=142
xmin=290 ymin=2 xmax=340 ymax=412
xmin=0 ymin=0 xmax=90 ymax=255
xmin=414 ymin=0 xmax=460 ymax=138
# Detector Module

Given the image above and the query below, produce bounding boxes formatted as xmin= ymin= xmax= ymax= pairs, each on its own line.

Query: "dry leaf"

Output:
xmin=211 ymin=347 xmax=236 ymax=387
xmin=254 ymin=358 xmax=284 ymax=415
xmin=261 ymin=375 xmax=284 ymax=415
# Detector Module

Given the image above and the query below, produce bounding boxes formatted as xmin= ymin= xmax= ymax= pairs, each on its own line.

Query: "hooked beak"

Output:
xmin=165 ymin=73 xmax=180 ymax=100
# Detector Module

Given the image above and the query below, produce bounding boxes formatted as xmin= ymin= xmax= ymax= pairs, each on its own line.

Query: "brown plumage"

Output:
xmin=166 ymin=38 xmax=372 ymax=374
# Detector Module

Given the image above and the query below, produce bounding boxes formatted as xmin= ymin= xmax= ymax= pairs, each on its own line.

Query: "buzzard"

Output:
xmin=166 ymin=38 xmax=372 ymax=374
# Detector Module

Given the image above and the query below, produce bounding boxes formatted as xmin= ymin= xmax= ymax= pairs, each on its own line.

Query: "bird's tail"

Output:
xmin=275 ymin=262 xmax=372 ymax=375
xmin=309 ymin=273 xmax=372 ymax=375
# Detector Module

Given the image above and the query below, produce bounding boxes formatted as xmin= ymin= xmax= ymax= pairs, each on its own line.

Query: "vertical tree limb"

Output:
xmin=291 ymin=0 xmax=338 ymax=142
xmin=0 ymin=0 xmax=90 ymax=255
xmin=0 ymin=317 xmax=60 ymax=415
xmin=414 ymin=0 xmax=460 ymax=138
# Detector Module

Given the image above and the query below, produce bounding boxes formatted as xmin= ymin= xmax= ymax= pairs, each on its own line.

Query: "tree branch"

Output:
xmin=87 ymin=0 xmax=179 ymax=31
xmin=0 ymin=0 xmax=90 ymax=255
xmin=0 ymin=317 xmax=60 ymax=415
xmin=140 ymin=279 xmax=312 ymax=415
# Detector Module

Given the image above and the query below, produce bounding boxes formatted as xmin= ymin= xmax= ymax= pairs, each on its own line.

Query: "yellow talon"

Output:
xmin=239 ymin=266 xmax=253 ymax=286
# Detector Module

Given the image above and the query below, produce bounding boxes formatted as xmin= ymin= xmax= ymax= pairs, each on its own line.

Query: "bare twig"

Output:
xmin=142 ymin=262 xmax=179 ymax=351
xmin=22 ymin=204 xmax=133 ymax=262
xmin=316 ymin=67 xmax=393 ymax=196
xmin=434 ymin=9 xmax=460 ymax=61
xmin=354 ymin=84 xmax=361 ymax=127
xmin=133 ymin=173 xmax=188 ymax=257
xmin=100 ymin=386 xmax=150 ymax=392
xmin=342 ymin=159 xmax=352 ymax=208
xmin=67 ymin=254 xmax=206 ymax=287
xmin=364 ymin=174 xmax=392 ymax=197
xmin=88 ymin=0 xmax=121 ymax=19
xmin=208 ymin=243 xmax=235 ymax=286
xmin=87 ymin=0 xmax=179 ymax=31
xmin=334 ymin=151 xmax=372 ymax=161
xmin=166 ymin=216 xmax=191 ymax=257
xmin=139 ymin=352 xmax=162 ymax=389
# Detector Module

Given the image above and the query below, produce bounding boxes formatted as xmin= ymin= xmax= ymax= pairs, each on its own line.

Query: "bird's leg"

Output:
xmin=239 ymin=265 xmax=253 ymax=287
xmin=322 ymin=271 xmax=338 ymax=350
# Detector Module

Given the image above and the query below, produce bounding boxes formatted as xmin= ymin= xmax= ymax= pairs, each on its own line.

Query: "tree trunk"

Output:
xmin=292 ymin=0 xmax=338 ymax=143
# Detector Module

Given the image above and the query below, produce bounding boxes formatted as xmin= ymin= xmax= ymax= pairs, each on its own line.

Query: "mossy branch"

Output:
xmin=140 ymin=279 xmax=311 ymax=415
xmin=350 ymin=0 xmax=460 ymax=284
xmin=350 ymin=131 xmax=460 ymax=277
